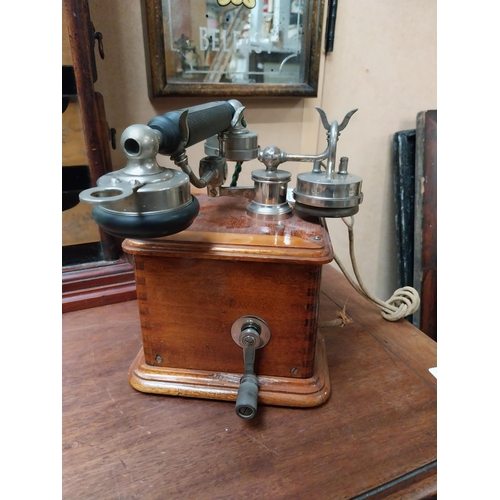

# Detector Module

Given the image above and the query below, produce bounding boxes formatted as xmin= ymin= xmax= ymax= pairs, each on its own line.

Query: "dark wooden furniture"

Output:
xmin=62 ymin=0 xmax=136 ymax=313
xmin=414 ymin=110 xmax=437 ymax=340
xmin=62 ymin=265 xmax=437 ymax=499
xmin=392 ymin=110 xmax=437 ymax=341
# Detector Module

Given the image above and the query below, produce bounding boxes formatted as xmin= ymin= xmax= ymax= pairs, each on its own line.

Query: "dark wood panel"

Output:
xmin=63 ymin=0 xmax=105 ymax=183
xmin=393 ymin=129 xmax=416 ymax=291
xmin=414 ymin=110 xmax=437 ymax=340
xmin=62 ymin=260 xmax=136 ymax=313
xmin=393 ymin=111 xmax=437 ymax=341
xmin=62 ymin=4 xmax=73 ymax=66
xmin=62 ymin=0 xmax=125 ymax=300
xmin=63 ymin=265 xmax=436 ymax=499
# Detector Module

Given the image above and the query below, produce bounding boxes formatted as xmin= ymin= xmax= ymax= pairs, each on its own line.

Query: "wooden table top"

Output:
xmin=62 ymin=265 xmax=437 ymax=499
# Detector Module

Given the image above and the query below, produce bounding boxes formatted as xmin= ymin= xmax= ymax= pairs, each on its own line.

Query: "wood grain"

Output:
xmin=123 ymin=194 xmax=333 ymax=379
xmin=128 ymin=333 xmax=330 ymax=408
xmin=62 ymin=265 xmax=436 ymax=499
xmin=63 ymin=0 xmax=119 ymax=261
xmin=62 ymin=260 xmax=137 ymax=313
xmin=123 ymin=194 xmax=334 ymax=264
xmin=132 ymin=256 xmax=324 ymax=378
xmin=62 ymin=5 xmax=73 ymax=66
xmin=416 ymin=110 xmax=437 ymax=341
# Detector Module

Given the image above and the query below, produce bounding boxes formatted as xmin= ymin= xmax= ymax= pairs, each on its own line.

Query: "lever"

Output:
xmin=235 ymin=323 xmax=261 ymax=419
xmin=231 ymin=316 xmax=271 ymax=420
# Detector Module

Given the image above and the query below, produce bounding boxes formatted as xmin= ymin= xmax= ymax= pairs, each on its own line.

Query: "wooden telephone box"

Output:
xmin=124 ymin=195 xmax=333 ymax=410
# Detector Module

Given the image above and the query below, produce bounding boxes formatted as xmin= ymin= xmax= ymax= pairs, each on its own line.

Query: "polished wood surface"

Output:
xmin=62 ymin=260 xmax=136 ymax=313
xmin=124 ymin=195 xmax=334 ymax=264
xmin=130 ymin=256 xmax=324 ymax=378
xmin=123 ymin=195 xmax=332 ymax=379
xmin=63 ymin=265 xmax=436 ymax=499
xmin=128 ymin=332 xmax=330 ymax=408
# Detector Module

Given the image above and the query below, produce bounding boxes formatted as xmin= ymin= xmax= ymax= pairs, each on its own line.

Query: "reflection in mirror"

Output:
xmin=163 ymin=0 xmax=306 ymax=85
xmin=145 ymin=0 xmax=323 ymax=96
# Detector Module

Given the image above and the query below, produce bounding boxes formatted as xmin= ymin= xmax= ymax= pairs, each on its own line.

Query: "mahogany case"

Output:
xmin=123 ymin=194 xmax=334 ymax=407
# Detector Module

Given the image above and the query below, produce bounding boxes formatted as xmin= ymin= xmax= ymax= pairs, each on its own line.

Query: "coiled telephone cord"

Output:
xmin=335 ymin=217 xmax=421 ymax=322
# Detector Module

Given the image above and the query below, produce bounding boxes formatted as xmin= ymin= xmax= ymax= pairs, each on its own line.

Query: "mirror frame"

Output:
xmin=144 ymin=0 xmax=325 ymax=98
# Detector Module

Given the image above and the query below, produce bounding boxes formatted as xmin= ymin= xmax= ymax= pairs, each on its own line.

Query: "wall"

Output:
xmin=88 ymin=0 xmax=436 ymax=301
xmin=320 ymin=0 xmax=437 ymax=301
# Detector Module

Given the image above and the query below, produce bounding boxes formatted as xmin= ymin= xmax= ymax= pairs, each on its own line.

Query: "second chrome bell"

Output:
xmin=293 ymin=157 xmax=363 ymax=218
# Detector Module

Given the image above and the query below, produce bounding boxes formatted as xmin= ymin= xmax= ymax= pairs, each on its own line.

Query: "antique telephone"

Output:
xmin=80 ymin=100 xmax=419 ymax=419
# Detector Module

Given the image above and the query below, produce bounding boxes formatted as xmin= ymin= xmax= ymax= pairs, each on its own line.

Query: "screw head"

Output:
xmin=238 ymin=407 xmax=254 ymax=417
xmin=155 ymin=355 xmax=163 ymax=363
xmin=242 ymin=335 xmax=256 ymax=347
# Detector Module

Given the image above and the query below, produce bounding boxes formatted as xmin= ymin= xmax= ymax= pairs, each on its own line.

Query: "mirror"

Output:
xmin=144 ymin=0 xmax=324 ymax=97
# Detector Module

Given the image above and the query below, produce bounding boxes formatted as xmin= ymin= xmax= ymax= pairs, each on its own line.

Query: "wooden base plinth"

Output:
xmin=128 ymin=334 xmax=330 ymax=408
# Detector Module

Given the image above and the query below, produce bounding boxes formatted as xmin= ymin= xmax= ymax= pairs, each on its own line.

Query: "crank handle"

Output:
xmin=235 ymin=374 xmax=259 ymax=419
xmin=231 ymin=316 xmax=271 ymax=420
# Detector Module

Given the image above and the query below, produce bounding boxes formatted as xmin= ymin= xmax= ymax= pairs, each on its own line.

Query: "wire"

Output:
xmin=334 ymin=216 xmax=421 ymax=321
xmin=230 ymin=162 xmax=242 ymax=187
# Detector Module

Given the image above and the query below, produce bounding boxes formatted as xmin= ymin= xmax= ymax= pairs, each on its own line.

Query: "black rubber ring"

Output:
xmin=92 ymin=196 xmax=200 ymax=238
xmin=293 ymin=202 xmax=359 ymax=219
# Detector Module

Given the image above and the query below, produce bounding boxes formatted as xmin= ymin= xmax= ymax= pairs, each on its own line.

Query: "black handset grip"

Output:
xmin=148 ymin=101 xmax=236 ymax=156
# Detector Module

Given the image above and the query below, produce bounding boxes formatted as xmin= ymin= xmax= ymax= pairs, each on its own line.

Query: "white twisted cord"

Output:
xmin=334 ymin=217 xmax=421 ymax=322
xmin=380 ymin=286 xmax=420 ymax=321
